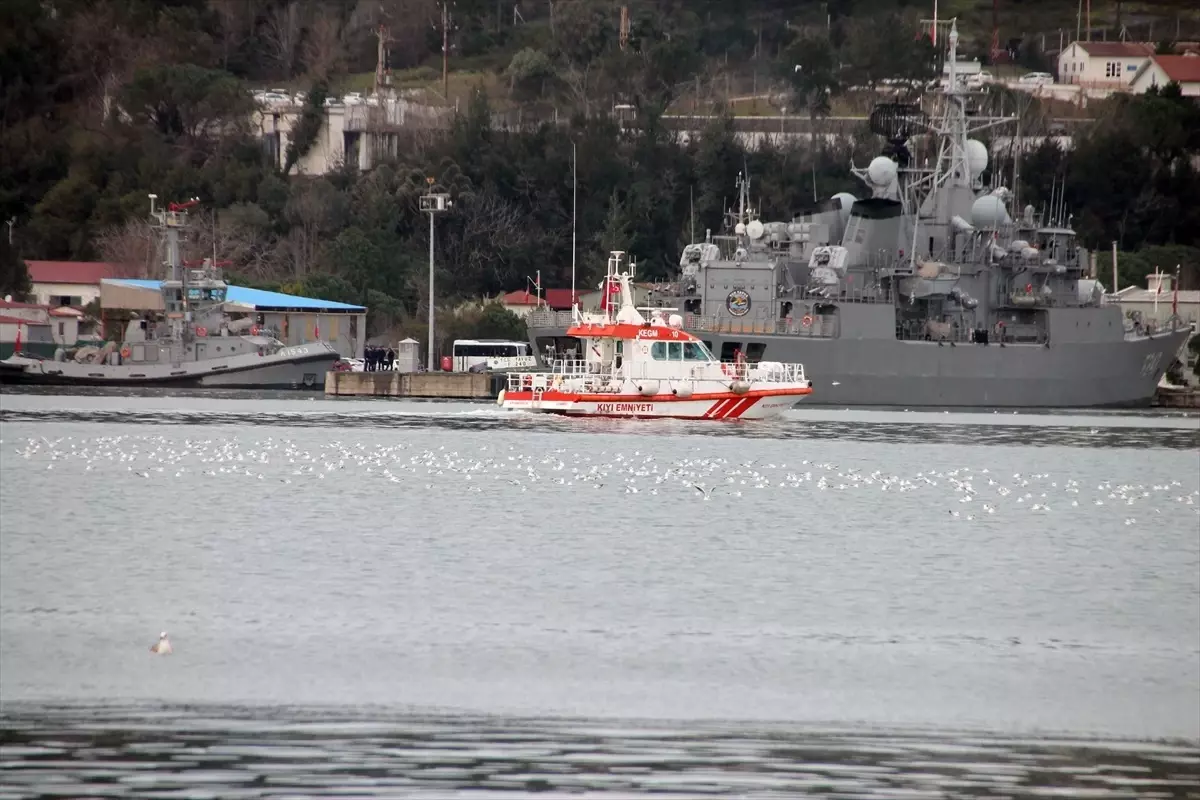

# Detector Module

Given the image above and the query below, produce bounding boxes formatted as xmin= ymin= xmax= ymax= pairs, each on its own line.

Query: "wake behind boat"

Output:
xmin=499 ymin=251 xmax=812 ymax=419
xmin=0 ymin=195 xmax=340 ymax=389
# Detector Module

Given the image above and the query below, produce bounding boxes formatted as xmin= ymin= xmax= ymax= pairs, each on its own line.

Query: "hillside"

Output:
xmin=2 ymin=0 xmax=1198 ymax=343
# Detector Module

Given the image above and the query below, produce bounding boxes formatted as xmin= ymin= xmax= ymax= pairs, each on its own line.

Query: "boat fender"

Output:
xmin=730 ymin=379 xmax=751 ymax=394
xmin=672 ymin=383 xmax=693 ymax=399
xmin=496 ymin=389 xmax=506 ymax=406
xmin=119 ymin=346 xmax=131 ymax=359
xmin=638 ymin=380 xmax=660 ymax=397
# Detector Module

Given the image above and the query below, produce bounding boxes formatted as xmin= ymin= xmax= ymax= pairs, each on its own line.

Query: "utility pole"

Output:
xmin=442 ymin=2 xmax=450 ymax=100
xmin=420 ymin=179 xmax=451 ymax=370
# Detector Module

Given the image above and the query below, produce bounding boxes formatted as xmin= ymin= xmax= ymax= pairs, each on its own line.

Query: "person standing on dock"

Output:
xmin=385 ymin=347 xmax=395 ymax=371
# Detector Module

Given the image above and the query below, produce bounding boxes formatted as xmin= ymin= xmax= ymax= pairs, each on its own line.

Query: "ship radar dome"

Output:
xmin=965 ymin=139 xmax=988 ymax=178
xmin=970 ymin=194 xmax=1011 ymax=228
xmin=830 ymin=191 xmax=859 ymax=220
xmin=735 ymin=222 xmax=747 ymax=235
xmin=866 ymin=157 xmax=898 ymax=188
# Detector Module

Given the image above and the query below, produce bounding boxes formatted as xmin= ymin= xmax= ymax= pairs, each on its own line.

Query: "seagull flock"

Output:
xmin=7 ymin=434 xmax=1198 ymax=526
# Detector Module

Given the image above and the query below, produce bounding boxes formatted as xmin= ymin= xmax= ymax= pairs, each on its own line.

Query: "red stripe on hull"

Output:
xmin=721 ymin=396 xmax=759 ymax=419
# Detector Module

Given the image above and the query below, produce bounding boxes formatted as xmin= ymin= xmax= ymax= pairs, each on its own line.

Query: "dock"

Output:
xmin=1153 ymin=387 xmax=1200 ymax=409
xmin=324 ymin=371 xmax=495 ymax=399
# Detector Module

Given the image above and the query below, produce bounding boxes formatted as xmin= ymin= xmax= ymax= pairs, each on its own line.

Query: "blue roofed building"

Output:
xmin=101 ymin=279 xmax=367 ymax=359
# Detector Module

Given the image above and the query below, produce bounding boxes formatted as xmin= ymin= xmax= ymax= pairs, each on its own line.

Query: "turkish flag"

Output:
xmin=600 ymin=278 xmax=619 ymax=310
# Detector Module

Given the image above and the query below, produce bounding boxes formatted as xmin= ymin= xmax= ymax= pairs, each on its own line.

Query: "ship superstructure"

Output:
xmin=526 ymin=22 xmax=1190 ymax=408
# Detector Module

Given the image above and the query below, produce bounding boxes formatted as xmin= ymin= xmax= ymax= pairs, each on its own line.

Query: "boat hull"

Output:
xmin=528 ymin=326 xmax=1192 ymax=408
xmin=500 ymin=389 xmax=810 ymax=419
xmin=0 ymin=343 xmax=340 ymax=390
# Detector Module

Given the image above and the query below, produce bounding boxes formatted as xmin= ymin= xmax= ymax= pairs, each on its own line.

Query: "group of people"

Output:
xmin=363 ymin=345 xmax=395 ymax=371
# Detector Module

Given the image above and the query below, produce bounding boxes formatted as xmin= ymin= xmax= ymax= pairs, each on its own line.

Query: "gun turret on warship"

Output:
xmin=0 ymin=195 xmax=341 ymax=388
xmin=527 ymin=21 xmax=1190 ymax=408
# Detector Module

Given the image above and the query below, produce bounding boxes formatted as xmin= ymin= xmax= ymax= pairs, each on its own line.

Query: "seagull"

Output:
xmin=693 ymin=485 xmax=715 ymax=500
xmin=150 ymin=631 xmax=172 ymax=655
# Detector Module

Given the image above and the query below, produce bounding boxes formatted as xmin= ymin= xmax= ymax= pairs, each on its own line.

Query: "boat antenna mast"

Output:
xmin=149 ymin=193 xmax=199 ymax=340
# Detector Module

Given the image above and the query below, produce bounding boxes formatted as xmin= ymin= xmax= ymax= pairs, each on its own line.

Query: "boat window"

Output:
xmin=651 ymin=342 xmax=668 ymax=360
xmin=745 ymin=342 xmax=767 ymax=363
xmin=668 ymin=341 xmax=683 ymax=360
xmin=719 ymin=342 xmax=742 ymax=361
xmin=682 ymin=342 xmax=707 ymax=361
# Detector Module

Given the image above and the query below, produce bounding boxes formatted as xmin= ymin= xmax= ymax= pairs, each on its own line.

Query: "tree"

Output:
xmin=475 ymin=302 xmax=527 ymax=340
xmin=283 ymin=81 xmax=330 ymax=175
xmin=506 ymin=48 xmax=559 ymax=103
xmin=0 ymin=238 xmax=32 ymax=300
xmin=118 ymin=63 xmax=254 ymax=145
xmin=778 ymin=35 xmax=840 ymax=123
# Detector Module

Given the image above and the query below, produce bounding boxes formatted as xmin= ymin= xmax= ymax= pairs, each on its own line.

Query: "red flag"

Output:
xmin=315 ymin=324 xmax=320 ymax=339
xmin=600 ymin=277 xmax=619 ymax=311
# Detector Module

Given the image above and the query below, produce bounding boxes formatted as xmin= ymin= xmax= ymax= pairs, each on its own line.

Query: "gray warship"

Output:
xmin=527 ymin=22 xmax=1190 ymax=408
xmin=0 ymin=196 xmax=340 ymax=388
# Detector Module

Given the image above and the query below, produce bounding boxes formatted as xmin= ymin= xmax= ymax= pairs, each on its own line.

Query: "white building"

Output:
xmin=1057 ymin=41 xmax=1154 ymax=88
xmin=1113 ymin=274 xmax=1200 ymax=330
xmin=1129 ymin=53 xmax=1200 ymax=97
xmin=255 ymin=96 xmax=451 ymax=176
xmin=26 ymin=260 xmax=122 ymax=307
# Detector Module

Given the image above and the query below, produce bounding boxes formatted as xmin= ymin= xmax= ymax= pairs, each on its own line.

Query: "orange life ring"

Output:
xmin=801 ymin=315 xmax=814 ymax=327
xmin=120 ymin=346 xmax=131 ymax=359
xmin=195 ymin=326 xmax=207 ymax=337
xmin=250 ymin=325 xmax=260 ymax=336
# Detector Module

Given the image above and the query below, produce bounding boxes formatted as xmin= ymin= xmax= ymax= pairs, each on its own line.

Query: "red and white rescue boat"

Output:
xmin=499 ymin=251 xmax=813 ymax=420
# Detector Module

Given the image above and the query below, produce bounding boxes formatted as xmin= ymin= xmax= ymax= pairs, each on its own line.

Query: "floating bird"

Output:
xmin=150 ymin=631 xmax=172 ymax=655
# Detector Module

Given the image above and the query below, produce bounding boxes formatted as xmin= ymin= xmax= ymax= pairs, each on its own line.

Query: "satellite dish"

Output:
xmin=746 ymin=220 xmax=765 ymax=240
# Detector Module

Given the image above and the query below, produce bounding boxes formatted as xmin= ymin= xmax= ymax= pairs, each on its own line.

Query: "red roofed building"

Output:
xmin=499 ymin=288 xmax=584 ymax=318
xmin=0 ymin=300 xmax=88 ymax=345
xmin=1058 ymin=41 xmax=1155 ymax=87
xmin=25 ymin=260 xmax=128 ymax=308
xmin=1130 ymin=53 xmax=1200 ymax=97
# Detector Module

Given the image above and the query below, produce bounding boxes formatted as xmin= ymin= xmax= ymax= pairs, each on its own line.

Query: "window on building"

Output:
xmin=1105 ymin=61 xmax=1120 ymax=78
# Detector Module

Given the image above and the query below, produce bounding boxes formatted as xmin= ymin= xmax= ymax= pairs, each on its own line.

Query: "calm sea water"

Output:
xmin=2 ymin=390 xmax=1198 ymax=797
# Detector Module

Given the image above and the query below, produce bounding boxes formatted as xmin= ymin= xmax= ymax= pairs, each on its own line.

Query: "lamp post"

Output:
xmin=420 ymin=179 xmax=451 ymax=370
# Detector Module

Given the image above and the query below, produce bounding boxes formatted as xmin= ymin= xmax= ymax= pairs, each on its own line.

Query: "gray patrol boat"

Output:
xmin=0 ymin=196 xmax=340 ymax=388
xmin=527 ymin=22 xmax=1190 ymax=408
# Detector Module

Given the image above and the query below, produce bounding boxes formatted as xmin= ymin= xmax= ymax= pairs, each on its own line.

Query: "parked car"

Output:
xmin=1018 ymin=72 xmax=1053 ymax=86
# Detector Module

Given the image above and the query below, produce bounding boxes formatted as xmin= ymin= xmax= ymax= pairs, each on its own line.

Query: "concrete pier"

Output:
xmin=325 ymin=371 xmax=493 ymax=399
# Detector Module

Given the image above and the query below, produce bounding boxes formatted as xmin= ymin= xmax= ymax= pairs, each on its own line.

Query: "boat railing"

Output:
xmin=505 ymin=357 xmax=808 ymax=392
xmin=528 ymin=309 xmax=576 ymax=328
xmin=685 ymin=315 xmax=839 ymax=338
xmin=715 ymin=361 xmax=808 ymax=383
xmin=785 ymin=285 xmax=893 ymax=304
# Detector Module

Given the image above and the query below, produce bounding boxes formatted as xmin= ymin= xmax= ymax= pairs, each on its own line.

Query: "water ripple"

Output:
xmin=1 ymin=706 xmax=1197 ymax=798
xmin=1 ymin=406 xmax=1197 ymax=450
